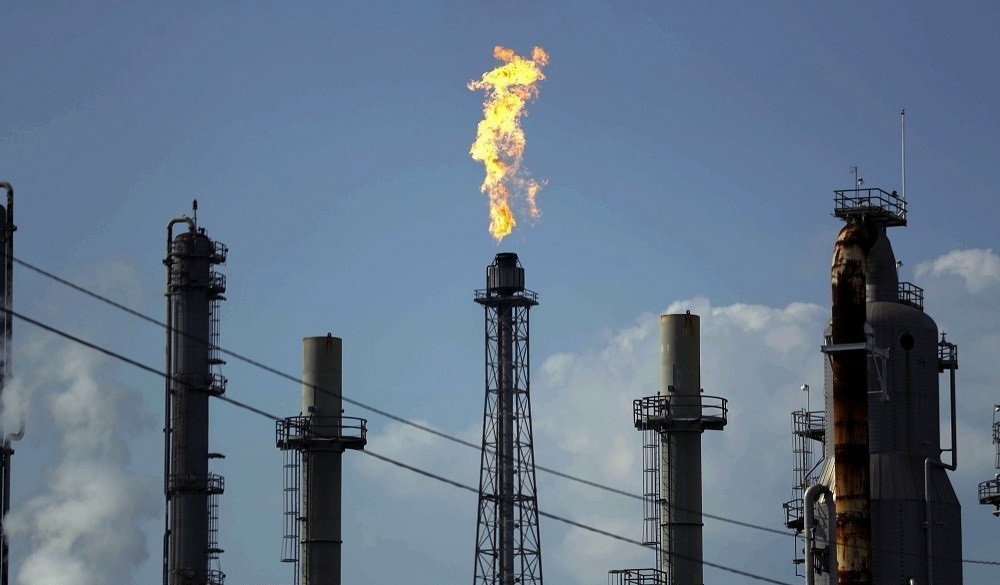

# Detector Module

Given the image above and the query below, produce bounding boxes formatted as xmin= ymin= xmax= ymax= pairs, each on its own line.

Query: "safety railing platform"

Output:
xmin=608 ymin=568 xmax=667 ymax=585
xmin=276 ymin=415 xmax=367 ymax=451
xmin=833 ymin=187 xmax=907 ymax=226
xmin=633 ymin=394 xmax=728 ymax=431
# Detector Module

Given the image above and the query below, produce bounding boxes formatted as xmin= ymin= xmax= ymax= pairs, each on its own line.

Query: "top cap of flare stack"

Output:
xmin=469 ymin=45 xmax=549 ymax=243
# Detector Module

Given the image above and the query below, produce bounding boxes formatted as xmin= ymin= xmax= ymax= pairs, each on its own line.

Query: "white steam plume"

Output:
xmin=4 ymin=344 xmax=157 ymax=585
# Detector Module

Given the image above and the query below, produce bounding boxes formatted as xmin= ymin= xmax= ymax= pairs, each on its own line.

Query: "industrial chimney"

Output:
xmin=611 ymin=312 xmax=728 ymax=585
xmin=163 ymin=211 xmax=228 ymax=585
xmin=276 ymin=335 xmax=367 ymax=585
xmin=472 ymin=252 xmax=543 ymax=585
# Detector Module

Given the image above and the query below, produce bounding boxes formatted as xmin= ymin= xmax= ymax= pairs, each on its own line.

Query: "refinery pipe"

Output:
xmin=924 ymin=360 xmax=958 ymax=585
xmin=830 ymin=220 xmax=876 ymax=585
xmin=804 ymin=483 xmax=835 ymax=585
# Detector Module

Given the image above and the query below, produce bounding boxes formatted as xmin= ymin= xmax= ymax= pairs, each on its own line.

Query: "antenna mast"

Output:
xmin=900 ymin=109 xmax=906 ymax=200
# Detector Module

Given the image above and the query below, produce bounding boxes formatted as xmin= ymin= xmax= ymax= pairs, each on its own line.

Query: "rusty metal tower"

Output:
xmin=164 ymin=208 xmax=228 ymax=585
xmin=473 ymin=252 xmax=543 ymax=585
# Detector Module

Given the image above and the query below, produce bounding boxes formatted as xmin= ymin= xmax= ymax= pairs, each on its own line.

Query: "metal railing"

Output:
xmin=210 ymin=241 xmax=228 ymax=264
xmin=979 ymin=478 xmax=1000 ymax=504
xmin=166 ymin=472 xmax=225 ymax=495
xmin=208 ymin=271 xmax=227 ymax=296
xmin=898 ymin=281 xmax=924 ymax=310
xmin=608 ymin=568 xmax=667 ymax=585
xmin=474 ymin=288 xmax=539 ymax=303
xmin=633 ymin=394 xmax=728 ymax=429
xmin=276 ymin=415 xmax=368 ymax=450
xmin=170 ymin=568 xmax=225 ymax=585
xmin=938 ymin=338 xmax=958 ymax=371
xmin=833 ymin=187 xmax=907 ymax=226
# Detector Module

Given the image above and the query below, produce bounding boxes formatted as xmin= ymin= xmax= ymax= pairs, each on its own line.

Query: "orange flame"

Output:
xmin=469 ymin=45 xmax=549 ymax=242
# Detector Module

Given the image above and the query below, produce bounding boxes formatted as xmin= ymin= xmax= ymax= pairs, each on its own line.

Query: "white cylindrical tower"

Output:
xmin=277 ymin=335 xmax=366 ymax=585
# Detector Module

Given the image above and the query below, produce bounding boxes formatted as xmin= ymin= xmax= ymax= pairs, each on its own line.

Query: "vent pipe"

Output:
xmin=830 ymin=220 xmax=876 ymax=585
xmin=0 ymin=180 xmax=16 ymax=585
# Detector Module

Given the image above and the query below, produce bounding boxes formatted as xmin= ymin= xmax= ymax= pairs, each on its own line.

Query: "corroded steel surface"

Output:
xmin=830 ymin=221 xmax=876 ymax=585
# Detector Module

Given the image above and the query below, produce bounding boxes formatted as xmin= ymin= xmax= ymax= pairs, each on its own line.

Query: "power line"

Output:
xmin=11 ymin=255 xmax=787 ymax=536
xmin=10 ymin=259 xmax=1000 ymax=569
xmin=4 ymin=305 xmax=800 ymax=584
xmin=362 ymin=449 xmax=798 ymax=585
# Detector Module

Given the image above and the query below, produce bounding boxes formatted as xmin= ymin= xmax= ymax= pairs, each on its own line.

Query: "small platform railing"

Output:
xmin=276 ymin=415 xmax=367 ymax=451
xmin=633 ymin=394 xmax=728 ymax=431
xmin=833 ymin=187 xmax=907 ymax=227
xmin=898 ymin=281 xmax=924 ymax=310
xmin=166 ymin=472 xmax=225 ymax=495
xmin=608 ymin=568 xmax=667 ymax=585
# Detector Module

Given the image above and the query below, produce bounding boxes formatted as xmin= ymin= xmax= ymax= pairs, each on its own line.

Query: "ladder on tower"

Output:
xmin=280 ymin=446 xmax=302 ymax=585
xmin=784 ymin=409 xmax=825 ymax=575
xmin=640 ymin=429 xmax=661 ymax=562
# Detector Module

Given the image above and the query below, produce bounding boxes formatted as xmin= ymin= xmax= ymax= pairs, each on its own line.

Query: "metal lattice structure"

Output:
xmin=473 ymin=253 xmax=542 ymax=585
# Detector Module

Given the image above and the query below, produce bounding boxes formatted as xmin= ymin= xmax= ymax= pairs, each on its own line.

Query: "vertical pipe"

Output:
xmin=900 ymin=109 xmax=906 ymax=201
xmin=499 ymin=304 xmax=515 ymax=585
xmin=1 ymin=444 xmax=8 ymax=585
xmin=0 ymin=181 xmax=13 ymax=585
xmin=924 ymin=365 xmax=958 ymax=585
xmin=830 ymin=221 xmax=875 ymax=585
xmin=301 ymin=336 xmax=344 ymax=585
xmin=659 ymin=312 xmax=703 ymax=585
xmin=163 ymin=219 xmax=186 ymax=585
xmin=805 ymin=483 xmax=835 ymax=585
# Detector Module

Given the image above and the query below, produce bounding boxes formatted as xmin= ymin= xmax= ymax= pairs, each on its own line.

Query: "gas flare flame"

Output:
xmin=469 ymin=45 xmax=549 ymax=242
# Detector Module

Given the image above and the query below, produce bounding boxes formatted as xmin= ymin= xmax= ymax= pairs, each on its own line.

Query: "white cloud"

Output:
xmin=915 ymin=248 xmax=1000 ymax=293
xmin=532 ymin=298 xmax=826 ymax=583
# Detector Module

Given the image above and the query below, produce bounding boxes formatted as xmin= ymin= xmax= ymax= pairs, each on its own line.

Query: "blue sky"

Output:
xmin=2 ymin=2 xmax=998 ymax=584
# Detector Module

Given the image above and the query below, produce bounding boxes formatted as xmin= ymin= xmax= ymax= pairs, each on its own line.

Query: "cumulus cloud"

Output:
xmin=915 ymin=248 xmax=1000 ymax=293
xmin=4 ymin=345 xmax=157 ymax=585
xmin=533 ymin=297 xmax=826 ymax=583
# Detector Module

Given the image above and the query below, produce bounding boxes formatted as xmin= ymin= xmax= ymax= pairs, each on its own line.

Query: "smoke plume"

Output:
xmin=4 ymin=344 xmax=157 ymax=585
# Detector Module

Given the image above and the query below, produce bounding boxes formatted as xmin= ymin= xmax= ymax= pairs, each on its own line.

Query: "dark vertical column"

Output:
xmin=498 ymin=304 xmax=515 ymax=585
xmin=169 ymin=231 xmax=212 ymax=584
xmin=300 ymin=336 xmax=344 ymax=585
xmin=659 ymin=313 xmax=704 ymax=585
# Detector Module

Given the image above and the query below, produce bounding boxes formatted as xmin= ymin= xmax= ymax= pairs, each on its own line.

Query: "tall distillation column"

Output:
xmin=473 ymin=252 xmax=543 ymax=585
xmin=0 ymin=181 xmax=21 ymax=585
xmin=164 ymin=213 xmax=228 ymax=585
xmin=801 ymin=187 xmax=962 ymax=585
xmin=276 ymin=335 xmax=367 ymax=585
